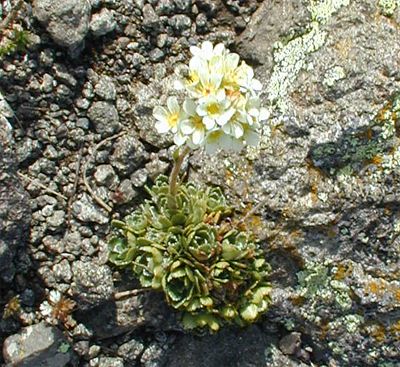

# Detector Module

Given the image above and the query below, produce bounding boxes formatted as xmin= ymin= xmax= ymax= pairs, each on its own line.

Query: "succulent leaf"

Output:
xmin=109 ymin=175 xmax=271 ymax=331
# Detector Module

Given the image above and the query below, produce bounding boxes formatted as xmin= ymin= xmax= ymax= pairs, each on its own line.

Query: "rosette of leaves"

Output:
xmin=109 ymin=176 xmax=271 ymax=331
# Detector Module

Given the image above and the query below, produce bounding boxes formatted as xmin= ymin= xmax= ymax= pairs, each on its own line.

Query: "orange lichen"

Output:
xmin=370 ymin=323 xmax=386 ymax=343
xmin=367 ymin=280 xmax=386 ymax=295
xmin=334 ymin=263 xmax=353 ymax=281
xmin=290 ymin=295 xmax=306 ymax=306
xmin=368 ymin=155 xmax=383 ymax=165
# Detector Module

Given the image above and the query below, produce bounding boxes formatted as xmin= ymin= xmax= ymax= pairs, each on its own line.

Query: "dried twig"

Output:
xmin=0 ymin=0 xmax=24 ymax=36
xmin=82 ymin=131 xmax=126 ymax=213
xmin=17 ymin=172 xmax=68 ymax=200
xmin=237 ymin=198 xmax=268 ymax=225
xmin=113 ymin=288 xmax=149 ymax=301
xmin=67 ymin=145 xmax=84 ymax=227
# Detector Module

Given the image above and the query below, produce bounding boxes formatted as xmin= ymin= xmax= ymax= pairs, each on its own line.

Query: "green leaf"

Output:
xmin=240 ymin=304 xmax=258 ymax=321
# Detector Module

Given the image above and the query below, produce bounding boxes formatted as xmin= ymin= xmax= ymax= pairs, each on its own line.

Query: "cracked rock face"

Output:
xmin=3 ymin=322 xmax=71 ymax=367
xmin=0 ymin=120 xmax=31 ymax=284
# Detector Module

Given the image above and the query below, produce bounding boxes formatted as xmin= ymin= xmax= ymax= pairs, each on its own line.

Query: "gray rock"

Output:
xmin=113 ymin=179 xmax=137 ymax=204
xmin=131 ymin=80 xmax=175 ymax=148
xmin=46 ymin=210 xmax=65 ymax=229
xmin=33 ymin=0 xmax=91 ymax=58
xmin=94 ymin=75 xmax=117 ymax=101
xmin=174 ymin=0 xmax=192 ymax=13
xmin=117 ymin=339 xmax=145 ymax=362
xmin=130 ymin=167 xmax=148 ymax=187
xmin=52 ymin=259 xmax=72 ymax=283
xmin=72 ymin=193 xmax=109 ymax=224
xmin=110 ymin=133 xmax=148 ymax=176
xmin=145 ymin=155 xmax=169 ymax=181
xmin=94 ymin=164 xmax=119 ymax=189
xmin=92 ymin=357 xmax=124 ymax=367
xmin=53 ymin=64 xmax=77 ymax=87
xmin=71 ymin=260 xmax=114 ymax=307
xmin=168 ymin=14 xmax=192 ymax=35
xmin=90 ymin=8 xmax=117 ymax=37
xmin=142 ymin=4 xmax=163 ymax=33
xmin=156 ymin=0 xmax=175 ymax=15
xmin=87 ymin=101 xmax=121 ymax=136
xmin=2 ymin=322 xmax=71 ymax=366
xmin=140 ymin=342 xmax=165 ymax=367
xmin=149 ymin=47 xmax=165 ymax=62
xmin=279 ymin=332 xmax=302 ymax=355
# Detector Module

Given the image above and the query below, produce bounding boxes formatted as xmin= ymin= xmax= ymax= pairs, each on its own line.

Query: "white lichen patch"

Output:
xmin=378 ymin=0 xmax=398 ymax=16
xmin=323 ymin=66 xmax=346 ymax=87
xmin=328 ymin=314 xmax=364 ymax=333
xmin=309 ymin=0 xmax=351 ymax=23
xmin=267 ymin=24 xmax=326 ymax=112
xmin=267 ymin=0 xmax=351 ymax=113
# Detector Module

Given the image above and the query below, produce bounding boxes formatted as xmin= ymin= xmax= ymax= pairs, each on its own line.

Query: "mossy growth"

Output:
xmin=109 ymin=175 xmax=271 ymax=331
xmin=0 ymin=29 xmax=30 ymax=58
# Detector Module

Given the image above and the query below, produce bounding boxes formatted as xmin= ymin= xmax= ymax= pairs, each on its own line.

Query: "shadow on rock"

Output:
xmin=163 ymin=324 xmax=276 ymax=367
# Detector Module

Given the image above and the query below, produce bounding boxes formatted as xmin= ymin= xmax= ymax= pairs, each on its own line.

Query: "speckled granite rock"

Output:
xmin=2 ymin=322 xmax=71 ymax=366
xmin=187 ymin=1 xmax=400 ymax=366
xmin=33 ymin=0 xmax=92 ymax=58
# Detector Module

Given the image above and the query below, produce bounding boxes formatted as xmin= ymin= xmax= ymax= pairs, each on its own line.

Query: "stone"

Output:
xmin=117 ymin=339 xmax=145 ymax=362
xmin=94 ymin=164 xmax=119 ymax=189
xmin=71 ymin=260 xmax=114 ymax=308
xmin=110 ymin=133 xmax=148 ymax=176
xmin=140 ymin=342 xmax=165 ymax=367
xmin=87 ymin=101 xmax=121 ymax=136
xmin=90 ymin=8 xmax=117 ymax=37
xmin=71 ymin=193 xmax=109 ymax=224
xmin=142 ymin=4 xmax=163 ymax=33
xmin=168 ymin=14 xmax=192 ymax=35
xmin=33 ymin=0 xmax=91 ymax=58
xmin=94 ymin=75 xmax=117 ymax=101
xmin=2 ymin=322 xmax=71 ymax=366
xmin=279 ymin=332 xmax=302 ymax=355
xmin=92 ymin=357 xmax=124 ymax=367
xmin=46 ymin=210 xmax=66 ymax=229
xmin=113 ymin=179 xmax=137 ymax=204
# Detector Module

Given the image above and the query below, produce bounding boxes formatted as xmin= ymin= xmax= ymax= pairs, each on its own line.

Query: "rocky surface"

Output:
xmin=1 ymin=0 xmax=400 ymax=366
xmin=2 ymin=322 xmax=72 ymax=366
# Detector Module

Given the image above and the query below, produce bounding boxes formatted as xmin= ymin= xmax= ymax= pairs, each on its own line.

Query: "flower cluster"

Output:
xmin=153 ymin=41 xmax=269 ymax=153
xmin=109 ymin=176 xmax=271 ymax=331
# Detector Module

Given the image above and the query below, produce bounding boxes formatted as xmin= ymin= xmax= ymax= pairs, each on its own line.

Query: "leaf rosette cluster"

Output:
xmin=109 ymin=176 xmax=271 ymax=331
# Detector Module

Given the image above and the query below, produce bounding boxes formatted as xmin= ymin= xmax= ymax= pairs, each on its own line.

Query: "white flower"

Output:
xmin=190 ymin=41 xmax=225 ymax=61
xmin=49 ymin=290 xmax=62 ymax=304
xmin=153 ymin=96 xmax=186 ymax=134
xmin=155 ymin=41 xmax=269 ymax=154
xmin=39 ymin=301 xmax=53 ymax=318
xmin=196 ymin=89 xmax=235 ymax=128
xmin=179 ymin=99 xmax=207 ymax=146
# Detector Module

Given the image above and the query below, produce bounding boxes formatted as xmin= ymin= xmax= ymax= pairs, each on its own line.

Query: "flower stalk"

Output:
xmin=168 ymin=146 xmax=190 ymax=209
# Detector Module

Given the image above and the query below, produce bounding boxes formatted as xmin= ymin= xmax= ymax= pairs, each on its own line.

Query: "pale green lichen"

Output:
xmin=378 ymin=0 xmax=398 ymax=16
xmin=309 ymin=0 xmax=351 ymax=23
xmin=296 ymin=262 xmax=352 ymax=312
xmin=323 ymin=66 xmax=346 ymax=87
xmin=267 ymin=0 xmax=351 ymax=112
xmin=328 ymin=314 xmax=364 ymax=333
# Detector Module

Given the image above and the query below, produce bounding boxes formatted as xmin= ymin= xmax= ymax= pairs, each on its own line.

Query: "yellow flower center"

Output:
xmin=168 ymin=113 xmax=179 ymax=127
xmin=207 ymin=103 xmax=220 ymax=115
xmin=192 ymin=115 xmax=204 ymax=129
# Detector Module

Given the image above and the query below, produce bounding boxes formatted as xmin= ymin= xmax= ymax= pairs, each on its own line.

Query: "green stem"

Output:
xmin=169 ymin=147 xmax=190 ymax=209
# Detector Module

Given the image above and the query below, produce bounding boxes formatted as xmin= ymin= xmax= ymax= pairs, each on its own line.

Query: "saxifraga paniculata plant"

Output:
xmin=109 ymin=41 xmax=272 ymax=331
